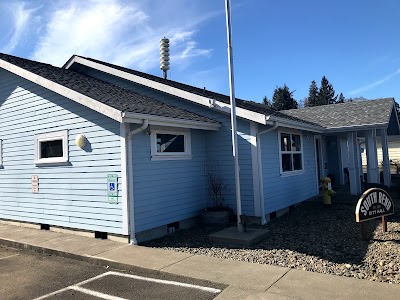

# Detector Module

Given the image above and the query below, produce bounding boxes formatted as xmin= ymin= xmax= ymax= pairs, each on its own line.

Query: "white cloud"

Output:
xmin=29 ymin=0 xmax=215 ymax=70
xmin=349 ymin=68 xmax=400 ymax=96
xmin=1 ymin=2 xmax=36 ymax=53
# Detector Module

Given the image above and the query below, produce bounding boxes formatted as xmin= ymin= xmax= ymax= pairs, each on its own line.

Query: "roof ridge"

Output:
xmin=67 ymin=55 xmax=323 ymax=128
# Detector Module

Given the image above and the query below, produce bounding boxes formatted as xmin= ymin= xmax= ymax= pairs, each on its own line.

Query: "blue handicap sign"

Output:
xmin=109 ymin=183 xmax=115 ymax=191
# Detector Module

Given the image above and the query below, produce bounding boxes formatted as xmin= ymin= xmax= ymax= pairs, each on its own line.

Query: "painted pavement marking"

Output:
xmin=32 ymin=270 xmax=222 ymax=300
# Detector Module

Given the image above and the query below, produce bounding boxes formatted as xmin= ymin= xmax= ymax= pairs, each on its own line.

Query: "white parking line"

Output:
xmin=106 ymin=271 xmax=222 ymax=294
xmin=32 ymin=272 xmax=111 ymax=300
xmin=0 ymin=254 xmax=19 ymax=260
xmin=69 ymin=286 xmax=128 ymax=300
xmin=32 ymin=270 xmax=221 ymax=300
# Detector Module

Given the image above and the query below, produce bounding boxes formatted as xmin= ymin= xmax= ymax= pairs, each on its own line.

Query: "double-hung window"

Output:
xmin=150 ymin=129 xmax=191 ymax=161
xmin=34 ymin=130 xmax=68 ymax=165
xmin=280 ymin=132 xmax=303 ymax=173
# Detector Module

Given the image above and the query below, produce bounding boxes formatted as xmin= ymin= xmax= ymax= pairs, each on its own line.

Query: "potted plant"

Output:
xmin=201 ymin=171 xmax=231 ymax=227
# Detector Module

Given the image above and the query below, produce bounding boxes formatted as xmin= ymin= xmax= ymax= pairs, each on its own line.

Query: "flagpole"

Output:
xmin=225 ymin=0 xmax=243 ymax=232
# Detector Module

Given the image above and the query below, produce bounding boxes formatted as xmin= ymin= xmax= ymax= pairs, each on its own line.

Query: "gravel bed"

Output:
xmin=143 ymin=201 xmax=400 ymax=284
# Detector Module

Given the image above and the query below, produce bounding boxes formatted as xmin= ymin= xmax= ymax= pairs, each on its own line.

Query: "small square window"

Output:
xmin=157 ymin=134 xmax=185 ymax=153
xmin=34 ymin=130 xmax=68 ymax=165
xmin=151 ymin=129 xmax=191 ymax=161
xmin=279 ymin=132 xmax=303 ymax=174
xmin=40 ymin=140 xmax=63 ymax=158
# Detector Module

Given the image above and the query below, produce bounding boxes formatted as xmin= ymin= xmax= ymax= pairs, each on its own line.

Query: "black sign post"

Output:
xmin=355 ymin=188 xmax=394 ymax=240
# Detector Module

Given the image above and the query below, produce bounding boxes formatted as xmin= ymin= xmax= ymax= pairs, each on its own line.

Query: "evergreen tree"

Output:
xmin=271 ymin=84 xmax=298 ymax=110
xmin=262 ymin=96 xmax=271 ymax=106
xmin=306 ymin=80 xmax=319 ymax=107
xmin=318 ymin=76 xmax=337 ymax=105
xmin=337 ymin=93 xmax=345 ymax=103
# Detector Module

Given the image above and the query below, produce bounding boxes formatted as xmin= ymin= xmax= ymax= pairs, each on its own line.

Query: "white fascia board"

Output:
xmin=0 ymin=59 xmax=123 ymax=123
xmin=69 ymin=57 xmax=268 ymax=125
xmin=120 ymin=123 xmax=129 ymax=235
xmin=268 ymin=117 xmax=324 ymax=133
xmin=324 ymin=123 xmax=387 ymax=133
xmin=122 ymin=112 xmax=221 ymax=131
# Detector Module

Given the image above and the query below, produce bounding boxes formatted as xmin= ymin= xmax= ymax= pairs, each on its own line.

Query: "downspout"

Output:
xmin=256 ymin=121 xmax=278 ymax=225
xmin=126 ymin=119 xmax=149 ymax=245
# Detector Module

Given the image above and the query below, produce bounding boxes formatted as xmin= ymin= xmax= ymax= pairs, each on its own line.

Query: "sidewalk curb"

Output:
xmin=0 ymin=237 xmax=227 ymax=290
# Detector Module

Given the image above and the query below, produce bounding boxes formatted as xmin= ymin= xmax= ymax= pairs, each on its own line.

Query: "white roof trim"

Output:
xmin=0 ymin=59 xmax=123 ymax=122
xmin=66 ymin=56 xmax=269 ymax=125
xmin=324 ymin=123 xmax=388 ymax=133
xmin=122 ymin=112 xmax=221 ymax=131
xmin=268 ymin=117 xmax=324 ymax=133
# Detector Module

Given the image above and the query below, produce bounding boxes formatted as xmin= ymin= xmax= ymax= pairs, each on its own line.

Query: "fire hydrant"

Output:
xmin=321 ymin=177 xmax=335 ymax=205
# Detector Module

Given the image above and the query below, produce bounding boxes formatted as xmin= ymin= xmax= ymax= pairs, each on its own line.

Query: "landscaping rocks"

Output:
xmin=143 ymin=201 xmax=400 ymax=284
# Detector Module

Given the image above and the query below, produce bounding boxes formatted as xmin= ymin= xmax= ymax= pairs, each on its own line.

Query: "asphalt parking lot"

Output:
xmin=0 ymin=246 xmax=222 ymax=300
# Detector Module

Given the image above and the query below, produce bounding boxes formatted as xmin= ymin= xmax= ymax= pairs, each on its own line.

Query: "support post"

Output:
xmin=381 ymin=128 xmax=391 ymax=187
xmin=355 ymin=139 xmax=362 ymax=194
xmin=337 ymin=136 xmax=344 ymax=185
xmin=347 ymin=132 xmax=359 ymax=195
xmin=360 ymin=222 xmax=368 ymax=241
xmin=339 ymin=137 xmax=349 ymax=185
xmin=382 ymin=216 xmax=387 ymax=233
xmin=365 ymin=129 xmax=379 ymax=184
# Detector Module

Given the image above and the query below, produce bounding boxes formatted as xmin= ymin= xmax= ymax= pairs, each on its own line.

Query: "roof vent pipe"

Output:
xmin=160 ymin=38 xmax=170 ymax=79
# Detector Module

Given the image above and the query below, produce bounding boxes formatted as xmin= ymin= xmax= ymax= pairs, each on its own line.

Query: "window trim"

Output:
xmin=0 ymin=139 xmax=3 ymax=168
xmin=278 ymin=130 xmax=304 ymax=175
xmin=34 ymin=130 xmax=69 ymax=165
xmin=150 ymin=129 xmax=192 ymax=161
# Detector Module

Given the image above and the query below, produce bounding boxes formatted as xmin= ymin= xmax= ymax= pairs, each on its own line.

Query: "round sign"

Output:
xmin=355 ymin=188 xmax=394 ymax=222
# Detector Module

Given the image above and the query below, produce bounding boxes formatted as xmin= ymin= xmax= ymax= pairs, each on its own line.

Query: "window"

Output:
xmin=34 ymin=130 xmax=68 ymax=165
xmin=150 ymin=129 xmax=191 ymax=160
xmin=279 ymin=132 xmax=303 ymax=173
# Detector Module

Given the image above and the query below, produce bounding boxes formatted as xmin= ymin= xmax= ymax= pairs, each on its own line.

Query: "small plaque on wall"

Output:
xmin=32 ymin=175 xmax=39 ymax=193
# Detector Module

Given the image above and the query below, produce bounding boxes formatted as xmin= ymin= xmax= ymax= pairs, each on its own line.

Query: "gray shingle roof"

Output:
xmin=281 ymin=98 xmax=395 ymax=129
xmin=0 ymin=53 xmax=219 ymax=125
xmin=71 ymin=56 xmax=320 ymax=127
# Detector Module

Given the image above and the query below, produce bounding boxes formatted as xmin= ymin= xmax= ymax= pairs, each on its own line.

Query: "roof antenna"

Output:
xmin=160 ymin=37 xmax=170 ymax=79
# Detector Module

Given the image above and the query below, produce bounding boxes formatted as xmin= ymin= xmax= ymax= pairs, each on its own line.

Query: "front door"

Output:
xmin=315 ymin=136 xmax=323 ymax=189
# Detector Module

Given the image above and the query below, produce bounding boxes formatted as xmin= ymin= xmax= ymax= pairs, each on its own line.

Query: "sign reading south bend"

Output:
xmin=355 ymin=188 xmax=394 ymax=222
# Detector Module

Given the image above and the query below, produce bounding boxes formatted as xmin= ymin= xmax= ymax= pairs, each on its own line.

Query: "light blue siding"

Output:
xmin=0 ymin=69 xmax=123 ymax=234
xmin=260 ymin=129 xmax=318 ymax=213
xmin=132 ymin=128 xmax=207 ymax=232
xmin=80 ymin=68 xmax=255 ymax=232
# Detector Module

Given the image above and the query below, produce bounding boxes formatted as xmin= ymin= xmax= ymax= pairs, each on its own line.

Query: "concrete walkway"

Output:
xmin=0 ymin=223 xmax=399 ymax=299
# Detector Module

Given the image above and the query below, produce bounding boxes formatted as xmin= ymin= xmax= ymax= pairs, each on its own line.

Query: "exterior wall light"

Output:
xmin=75 ymin=134 xmax=86 ymax=149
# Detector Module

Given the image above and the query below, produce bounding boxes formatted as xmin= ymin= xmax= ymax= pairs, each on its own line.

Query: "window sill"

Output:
xmin=34 ymin=159 xmax=69 ymax=166
xmin=151 ymin=155 xmax=192 ymax=161
xmin=280 ymin=170 xmax=305 ymax=177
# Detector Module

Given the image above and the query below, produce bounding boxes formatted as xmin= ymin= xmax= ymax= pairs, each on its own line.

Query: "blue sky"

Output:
xmin=1 ymin=0 xmax=399 ymax=104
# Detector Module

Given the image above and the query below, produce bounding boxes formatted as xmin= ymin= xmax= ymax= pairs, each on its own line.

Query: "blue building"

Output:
xmin=0 ymin=53 xmax=398 ymax=243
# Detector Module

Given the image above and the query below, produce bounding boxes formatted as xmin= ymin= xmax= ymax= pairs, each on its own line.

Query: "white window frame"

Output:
xmin=0 ymin=139 xmax=3 ymax=168
xmin=150 ymin=128 xmax=192 ymax=161
xmin=34 ymin=130 xmax=69 ymax=165
xmin=278 ymin=130 xmax=304 ymax=176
